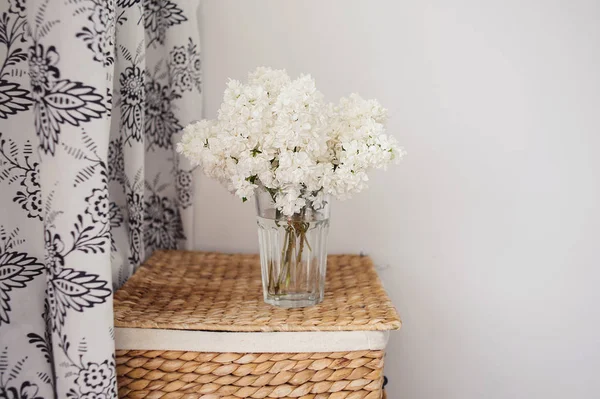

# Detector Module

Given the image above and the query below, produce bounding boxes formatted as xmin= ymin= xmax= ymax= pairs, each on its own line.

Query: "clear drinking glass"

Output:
xmin=255 ymin=187 xmax=330 ymax=308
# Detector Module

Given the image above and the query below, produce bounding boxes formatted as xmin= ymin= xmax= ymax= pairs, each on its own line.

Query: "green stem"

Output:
xmin=279 ymin=224 xmax=295 ymax=289
xmin=296 ymin=224 xmax=305 ymax=266
xmin=269 ymin=208 xmax=314 ymax=296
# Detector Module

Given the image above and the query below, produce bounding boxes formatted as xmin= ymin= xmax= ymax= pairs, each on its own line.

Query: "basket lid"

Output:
xmin=114 ymin=250 xmax=401 ymax=332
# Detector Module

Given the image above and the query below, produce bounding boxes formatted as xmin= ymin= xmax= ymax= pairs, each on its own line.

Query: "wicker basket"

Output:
xmin=114 ymin=251 xmax=401 ymax=399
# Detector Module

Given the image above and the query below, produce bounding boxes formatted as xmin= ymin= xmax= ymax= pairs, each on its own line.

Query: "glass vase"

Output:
xmin=255 ymin=187 xmax=330 ymax=308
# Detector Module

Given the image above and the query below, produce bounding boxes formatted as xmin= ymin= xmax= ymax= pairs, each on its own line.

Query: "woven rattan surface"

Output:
xmin=114 ymin=250 xmax=401 ymax=332
xmin=116 ymin=350 xmax=385 ymax=399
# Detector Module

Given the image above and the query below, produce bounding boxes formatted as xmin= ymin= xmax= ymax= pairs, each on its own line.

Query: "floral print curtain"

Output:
xmin=0 ymin=0 xmax=201 ymax=398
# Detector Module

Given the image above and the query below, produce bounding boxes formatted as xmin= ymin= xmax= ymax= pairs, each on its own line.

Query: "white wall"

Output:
xmin=195 ymin=1 xmax=600 ymax=398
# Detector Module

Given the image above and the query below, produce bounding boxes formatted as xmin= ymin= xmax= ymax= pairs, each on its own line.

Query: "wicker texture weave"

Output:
xmin=114 ymin=251 xmax=399 ymax=398
xmin=116 ymin=350 xmax=385 ymax=399
xmin=114 ymin=251 xmax=401 ymax=332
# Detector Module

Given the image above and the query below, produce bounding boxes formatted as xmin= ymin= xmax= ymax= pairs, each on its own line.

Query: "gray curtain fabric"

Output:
xmin=0 ymin=1 xmax=200 ymax=398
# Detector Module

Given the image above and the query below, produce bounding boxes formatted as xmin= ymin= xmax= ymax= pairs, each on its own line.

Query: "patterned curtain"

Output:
xmin=0 ymin=1 xmax=200 ymax=398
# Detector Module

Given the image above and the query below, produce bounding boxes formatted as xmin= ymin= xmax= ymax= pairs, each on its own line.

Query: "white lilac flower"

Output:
xmin=177 ymin=67 xmax=404 ymax=216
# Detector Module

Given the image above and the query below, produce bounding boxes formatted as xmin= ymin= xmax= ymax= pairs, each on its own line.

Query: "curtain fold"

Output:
xmin=0 ymin=1 xmax=201 ymax=398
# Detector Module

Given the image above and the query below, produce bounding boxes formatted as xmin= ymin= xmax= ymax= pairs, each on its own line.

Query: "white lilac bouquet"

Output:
xmin=177 ymin=67 xmax=404 ymax=217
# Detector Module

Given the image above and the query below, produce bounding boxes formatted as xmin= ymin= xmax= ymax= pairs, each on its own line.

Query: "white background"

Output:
xmin=195 ymin=1 xmax=600 ymax=398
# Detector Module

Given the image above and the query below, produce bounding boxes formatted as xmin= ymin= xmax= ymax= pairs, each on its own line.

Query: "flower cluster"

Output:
xmin=177 ymin=67 xmax=404 ymax=216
